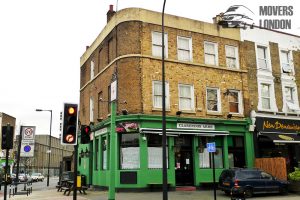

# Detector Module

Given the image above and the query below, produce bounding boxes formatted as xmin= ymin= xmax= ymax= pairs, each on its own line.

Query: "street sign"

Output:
xmin=207 ymin=142 xmax=216 ymax=153
xmin=22 ymin=126 xmax=36 ymax=140
xmin=20 ymin=141 xmax=35 ymax=157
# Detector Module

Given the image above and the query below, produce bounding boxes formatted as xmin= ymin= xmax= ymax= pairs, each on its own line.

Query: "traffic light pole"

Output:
xmin=108 ymin=101 xmax=117 ymax=200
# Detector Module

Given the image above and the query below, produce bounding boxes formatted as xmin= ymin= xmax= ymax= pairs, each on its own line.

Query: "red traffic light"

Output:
xmin=84 ymin=126 xmax=91 ymax=134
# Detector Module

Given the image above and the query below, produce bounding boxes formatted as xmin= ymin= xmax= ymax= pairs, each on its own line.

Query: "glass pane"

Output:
xmin=178 ymin=38 xmax=189 ymax=50
xmin=226 ymin=58 xmax=236 ymax=68
xmin=103 ymin=150 xmax=107 ymax=170
xmin=199 ymin=148 xmax=210 ymax=168
xmin=178 ymin=50 xmax=190 ymax=61
xmin=152 ymin=45 xmax=162 ymax=57
xmin=207 ymin=100 xmax=218 ymax=111
xmin=226 ymin=46 xmax=235 ymax=57
xmin=285 ymin=87 xmax=293 ymax=102
xmin=229 ymin=92 xmax=238 ymax=102
xmin=205 ymin=43 xmax=215 ymax=54
xmin=205 ymin=54 xmax=216 ymax=65
xmin=121 ymin=147 xmax=140 ymax=169
xmin=154 ymin=82 xmax=162 ymax=95
xmin=261 ymin=84 xmax=270 ymax=97
xmin=258 ymin=58 xmax=267 ymax=69
xmin=262 ymin=98 xmax=270 ymax=109
xmin=207 ymin=89 xmax=217 ymax=100
xmin=257 ymin=47 xmax=266 ymax=59
xmin=214 ymin=148 xmax=224 ymax=168
xmin=180 ymin=98 xmax=192 ymax=110
xmin=281 ymin=51 xmax=289 ymax=63
xmin=179 ymin=85 xmax=191 ymax=97
xmin=229 ymin=102 xmax=239 ymax=113
xmin=152 ymin=32 xmax=162 ymax=45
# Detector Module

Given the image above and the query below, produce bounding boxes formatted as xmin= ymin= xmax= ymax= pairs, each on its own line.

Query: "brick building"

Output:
xmin=241 ymin=27 xmax=300 ymax=174
xmin=78 ymin=7 xmax=255 ymax=189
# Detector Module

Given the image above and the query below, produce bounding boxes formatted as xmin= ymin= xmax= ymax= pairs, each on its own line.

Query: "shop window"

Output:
xmin=152 ymin=31 xmax=168 ymax=58
xmin=102 ymin=137 xmax=107 ymax=170
xmin=198 ymin=137 xmax=224 ymax=168
xmin=147 ymin=134 xmax=168 ymax=169
xmin=120 ymin=133 xmax=140 ymax=169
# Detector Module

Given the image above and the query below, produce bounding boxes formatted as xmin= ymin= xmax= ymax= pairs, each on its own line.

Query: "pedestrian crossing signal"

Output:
xmin=81 ymin=125 xmax=91 ymax=144
xmin=61 ymin=103 xmax=78 ymax=145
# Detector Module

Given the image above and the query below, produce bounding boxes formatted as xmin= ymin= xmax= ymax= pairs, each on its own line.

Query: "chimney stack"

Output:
xmin=107 ymin=5 xmax=116 ymax=23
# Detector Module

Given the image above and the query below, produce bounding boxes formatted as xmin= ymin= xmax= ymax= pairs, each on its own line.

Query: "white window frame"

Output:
xmin=90 ymin=97 xmax=94 ymax=122
xmin=282 ymin=82 xmax=300 ymax=113
xmin=90 ymin=60 xmax=95 ymax=80
xmin=225 ymin=45 xmax=239 ymax=69
xmin=206 ymin=87 xmax=221 ymax=113
xmin=279 ymin=49 xmax=294 ymax=74
xmin=204 ymin=41 xmax=219 ymax=66
xmin=178 ymin=84 xmax=195 ymax=111
xmin=228 ymin=90 xmax=243 ymax=114
xmin=257 ymin=79 xmax=278 ymax=112
xmin=152 ymin=81 xmax=170 ymax=110
xmin=152 ymin=31 xmax=168 ymax=58
xmin=256 ymin=44 xmax=272 ymax=72
xmin=177 ymin=36 xmax=193 ymax=62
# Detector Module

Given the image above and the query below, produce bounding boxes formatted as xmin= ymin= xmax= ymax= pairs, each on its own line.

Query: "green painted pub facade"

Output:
xmin=78 ymin=114 xmax=254 ymax=190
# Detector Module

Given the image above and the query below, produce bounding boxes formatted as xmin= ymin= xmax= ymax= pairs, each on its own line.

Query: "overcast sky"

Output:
xmin=0 ymin=0 xmax=299 ymax=138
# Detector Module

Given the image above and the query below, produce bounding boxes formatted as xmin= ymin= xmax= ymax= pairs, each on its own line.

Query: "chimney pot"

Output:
xmin=109 ymin=5 xmax=113 ymax=11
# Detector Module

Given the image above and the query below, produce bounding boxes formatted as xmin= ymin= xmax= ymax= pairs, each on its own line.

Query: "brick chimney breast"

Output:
xmin=107 ymin=4 xmax=116 ymax=23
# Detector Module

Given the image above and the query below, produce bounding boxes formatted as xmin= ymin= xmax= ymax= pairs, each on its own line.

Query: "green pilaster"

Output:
xmin=245 ymin=130 xmax=254 ymax=167
xmin=108 ymin=101 xmax=117 ymax=200
xmin=223 ymin=135 xmax=229 ymax=169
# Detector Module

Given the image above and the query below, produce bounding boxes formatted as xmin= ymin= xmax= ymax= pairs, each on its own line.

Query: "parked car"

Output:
xmin=18 ymin=173 xmax=28 ymax=182
xmin=218 ymin=168 xmax=289 ymax=197
xmin=31 ymin=173 xmax=44 ymax=182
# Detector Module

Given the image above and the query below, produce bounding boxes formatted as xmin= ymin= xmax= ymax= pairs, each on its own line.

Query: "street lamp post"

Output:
xmin=162 ymin=1 xmax=168 ymax=200
xmin=36 ymin=109 xmax=52 ymax=187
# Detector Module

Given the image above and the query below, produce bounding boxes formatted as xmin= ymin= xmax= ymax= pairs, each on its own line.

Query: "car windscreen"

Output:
xmin=220 ymin=170 xmax=234 ymax=180
xmin=236 ymin=170 xmax=261 ymax=179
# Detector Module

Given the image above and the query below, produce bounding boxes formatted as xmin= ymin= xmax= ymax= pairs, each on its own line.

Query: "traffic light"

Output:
xmin=81 ymin=125 xmax=91 ymax=144
xmin=1 ymin=125 xmax=14 ymax=149
xmin=61 ymin=103 xmax=78 ymax=145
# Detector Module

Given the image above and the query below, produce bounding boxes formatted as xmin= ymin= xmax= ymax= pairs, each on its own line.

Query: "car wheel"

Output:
xmin=244 ymin=187 xmax=253 ymax=198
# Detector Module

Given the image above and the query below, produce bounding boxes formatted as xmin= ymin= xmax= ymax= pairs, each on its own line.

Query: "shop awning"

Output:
xmin=259 ymin=132 xmax=300 ymax=143
xmin=140 ymin=128 xmax=229 ymax=136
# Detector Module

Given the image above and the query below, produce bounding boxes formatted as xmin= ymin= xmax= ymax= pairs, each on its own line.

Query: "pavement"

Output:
xmin=1 ymin=187 xmax=300 ymax=200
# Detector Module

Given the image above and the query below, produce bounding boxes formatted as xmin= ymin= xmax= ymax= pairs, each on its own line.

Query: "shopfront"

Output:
xmin=254 ymin=115 xmax=300 ymax=173
xmin=78 ymin=114 xmax=254 ymax=190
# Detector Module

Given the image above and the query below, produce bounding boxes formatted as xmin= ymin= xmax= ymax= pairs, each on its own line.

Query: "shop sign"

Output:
xmin=256 ymin=117 xmax=300 ymax=133
xmin=177 ymin=123 xmax=215 ymax=130
xmin=116 ymin=122 xmax=139 ymax=133
xmin=95 ymin=127 xmax=108 ymax=137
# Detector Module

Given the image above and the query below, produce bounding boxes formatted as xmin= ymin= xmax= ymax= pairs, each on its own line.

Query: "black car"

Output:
xmin=218 ymin=168 xmax=289 ymax=198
